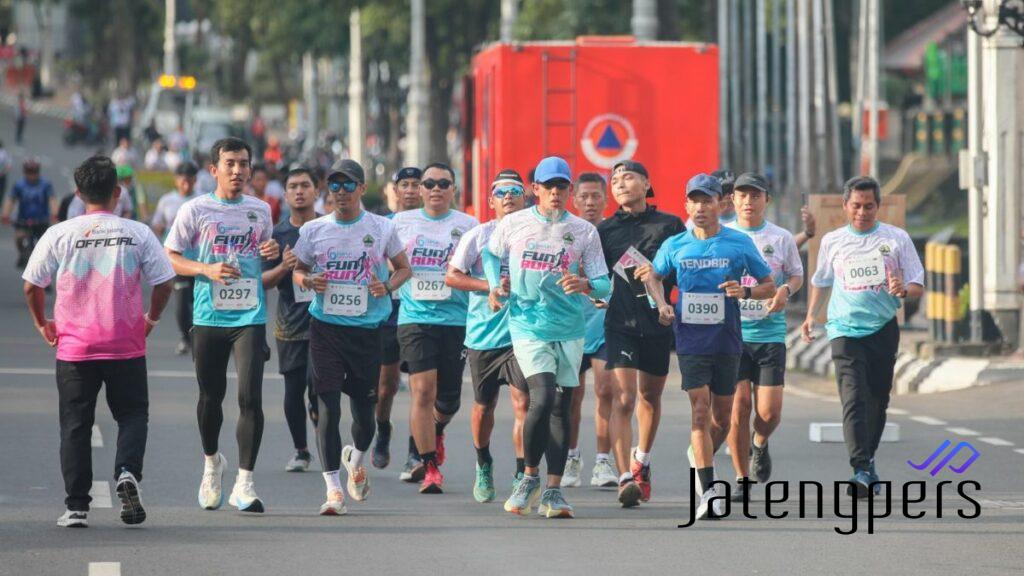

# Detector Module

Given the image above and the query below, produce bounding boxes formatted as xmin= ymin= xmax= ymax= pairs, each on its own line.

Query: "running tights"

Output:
xmin=315 ymin=391 xmax=376 ymax=472
xmin=283 ymin=366 xmax=316 ymax=450
xmin=523 ymin=373 xmax=572 ymax=476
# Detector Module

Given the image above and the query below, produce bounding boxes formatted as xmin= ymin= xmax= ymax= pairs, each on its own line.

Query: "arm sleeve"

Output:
xmin=581 ymin=226 xmax=609 ymax=280
xmin=140 ymin=229 xmax=176 ymax=286
xmin=163 ymin=202 xmax=195 ymax=254
xmin=899 ymin=231 xmax=925 ymax=286
xmin=810 ymin=235 xmax=835 ymax=288
xmin=482 ymin=248 xmax=503 ymax=288
xmin=588 ymin=274 xmax=611 ymax=300
xmin=21 ymin=228 xmax=58 ymax=287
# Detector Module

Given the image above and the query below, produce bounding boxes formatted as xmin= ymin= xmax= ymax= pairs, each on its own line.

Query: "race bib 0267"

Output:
xmin=411 ymin=270 xmax=451 ymax=301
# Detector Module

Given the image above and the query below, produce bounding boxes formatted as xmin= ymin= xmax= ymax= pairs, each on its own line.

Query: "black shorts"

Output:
xmin=469 ymin=346 xmax=527 ymax=404
xmin=276 ymin=338 xmax=310 ymax=375
xmin=678 ymin=354 xmax=741 ymax=396
xmin=380 ymin=324 xmax=401 ymax=366
xmin=604 ymin=330 xmax=672 ymax=376
xmin=398 ymin=323 xmax=466 ymax=375
xmin=579 ymin=344 xmax=607 ymax=375
xmin=737 ymin=342 xmax=787 ymax=387
xmin=309 ymin=319 xmax=381 ymax=400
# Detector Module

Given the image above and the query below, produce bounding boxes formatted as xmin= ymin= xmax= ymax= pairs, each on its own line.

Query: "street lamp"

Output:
xmin=961 ymin=0 xmax=1024 ymax=40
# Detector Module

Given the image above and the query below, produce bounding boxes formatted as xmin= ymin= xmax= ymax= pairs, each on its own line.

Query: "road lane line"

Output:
xmin=910 ymin=415 xmax=947 ymax=426
xmin=978 ymin=437 xmax=1014 ymax=447
xmin=886 ymin=408 xmax=909 ymax=415
xmin=89 ymin=481 xmax=112 ymax=508
xmin=945 ymin=427 xmax=980 ymax=437
xmin=89 ymin=562 xmax=121 ymax=576
xmin=91 ymin=425 xmax=103 ymax=448
xmin=1014 ymin=449 xmax=1024 ymax=455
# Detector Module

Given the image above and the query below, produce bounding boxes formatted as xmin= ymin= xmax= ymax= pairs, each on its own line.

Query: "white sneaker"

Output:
xmin=115 ymin=470 xmax=146 ymax=525
xmin=198 ymin=453 xmax=226 ymax=510
xmin=341 ymin=445 xmax=370 ymax=501
xmin=228 ymin=478 xmax=265 ymax=513
xmin=57 ymin=509 xmax=88 ymax=528
xmin=695 ymin=472 xmax=725 ymax=520
xmin=285 ymin=451 xmax=312 ymax=472
xmin=319 ymin=489 xmax=347 ymax=516
xmin=560 ymin=454 xmax=583 ymax=488
xmin=687 ymin=444 xmax=704 ymax=495
xmin=590 ymin=459 xmax=619 ymax=487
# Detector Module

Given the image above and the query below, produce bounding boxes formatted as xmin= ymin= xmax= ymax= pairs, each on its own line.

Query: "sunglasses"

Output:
xmin=540 ymin=180 xmax=570 ymax=191
xmin=422 ymin=179 xmax=453 ymax=191
xmin=492 ymin=185 xmax=524 ymax=199
xmin=327 ymin=179 xmax=359 ymax=194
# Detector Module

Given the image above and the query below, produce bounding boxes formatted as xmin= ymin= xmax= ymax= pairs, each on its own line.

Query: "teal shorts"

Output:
xmin=511 ymin=338 xmax=584 ymax=389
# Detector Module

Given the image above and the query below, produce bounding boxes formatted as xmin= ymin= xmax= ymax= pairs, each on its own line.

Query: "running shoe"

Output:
xmin=319 ymin=489 xmax=347 ymax=516
xmin=695 ymin=483 xmax=725 ymax=520
xmin=436 ymin=433 xmax=447 ymax=467
xmin=228 ymin=479 xmax=265 ymax=513
xmin=731 ymin=478 xmax=749 ymax=503
xmin=285 ymin=450 xmax=312 ymax=472
xmin=473 ymin=462 xmax=496 ymax=503
xmin=511 ymin=471 xmax=524 ymax=493
xmin=342 ymin=445 xmax=370 ymax=501
xmin=618 ymin=477 xmax=642 ymax=508
xmin=630 ymin=448 xmax=652 ymax=502
xmin=560 ymin=454 xmax=583 ymax=488
xmin=868 ymin=460 xmax=882 ymax=496
xmin=750 ymin=434 xmax=772 ymax=483
xmin=198 ymin=453 xmax=226 ymax=510
xmin=419 ymin=461 xmax=444 ymax=494
xmin=399 ymin=454 xmax=425 ymax=483
xmin=504 ymin=474 xmax=541 ymax=516
xmin=57 ymin=510 xmax=88 ymax=528
xmin=537 ymin=488 xmax=574 ymax=519
xmin=372 ymin=422 xmax=392 ymax=469
xmin=115 ymin=470 xmax=146 ymax=525
xmin=175 ymin=338 xmax=190 ymax=356
xmin=590 ymin=459 xmax=618 ymax=487
xmin=686 ymin=444 xmax=703 ymax=495
xmin=846 ymin=469 xmax=873 ymax=499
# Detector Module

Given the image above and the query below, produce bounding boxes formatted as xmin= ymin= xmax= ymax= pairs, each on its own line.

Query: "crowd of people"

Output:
xmin=15 ymin=135 xmax=924 ymax=528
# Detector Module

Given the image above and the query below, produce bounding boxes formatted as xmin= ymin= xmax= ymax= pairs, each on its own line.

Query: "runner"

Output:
xmin=67 ymin=165 xmax=135 ymax=221
xmin=248 ymin=164 xmax=282 ymax=224
xmin=378 ymin=167 xmax=422 ymax=474
xmin=641 ymin=173 xmax=775 ymax=520
xmin=685 ymin=169 xmax=735 ymax=231
xmin=489 ymin=156 xmax=611 ymax=518
xmin=22 ymin=155 xmax=175 ymax=527
xmin=445 ymin=169 xmax=529 ymax=503
xmin=292 ymin=159 xmax=411 ymax=515
xmin=723 ymin=173 xmax=804 ymax=503
xmin=151 ymin=161 xmax=199 ymax=355
xmin=596 ymin=161 xmax=682 ymax=506
xmin=261 ymin=167 xmax=320 ymax=473
xmin=392 ymin=162 xmax=478 ymax=493
xmin=2 ymin=159 xmax=57 ymax=268
xmin=562 ymin=172 xmax=618 ymax=490
xmin=801 ymin=176 xmax=923 ymax=497
xmin=164 ymin=137 xmax=280 ymax=513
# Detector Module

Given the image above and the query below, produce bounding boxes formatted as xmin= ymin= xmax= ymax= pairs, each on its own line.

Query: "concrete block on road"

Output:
xmin=809 ymin=422 xmax=900 ymax=443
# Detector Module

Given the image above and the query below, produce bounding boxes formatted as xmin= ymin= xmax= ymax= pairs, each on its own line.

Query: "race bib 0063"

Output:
xmin=843 ymin=253 xmax=885 ymax=289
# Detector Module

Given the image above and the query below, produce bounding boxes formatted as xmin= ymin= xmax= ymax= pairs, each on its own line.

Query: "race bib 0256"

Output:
xmin=324 ymin=283 xmax=368 ymax=316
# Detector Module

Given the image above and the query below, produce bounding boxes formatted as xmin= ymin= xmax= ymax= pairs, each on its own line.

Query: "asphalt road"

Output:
xmin=0 ymin=108 xmax=1021 ymax=576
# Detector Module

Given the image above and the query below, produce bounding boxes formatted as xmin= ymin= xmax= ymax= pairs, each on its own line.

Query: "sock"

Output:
xmin=350 ymin=448 xmax=366 ymax=468
xmin=619 ymin=471 xmax=633 ymax=484
xmin=204 ymin=454 xmax=220 ymax=470
xmin=515 ymin=458 xmax=526 ymax=475
xmin=476 ymin=445 xmax=493 ymax=466
xmin=323 ymin=470 xmax=342 ymax=493
xmin=697 ymin=467 xmax=715 ymax=493
xmin=635 ymin=450 xmax=651 ymax=466
xmin=434 ymin=419 xmax=449 ymax=437
xmin=408 ymin=436 xmax=420 ymax=458
xmin=567 ymin=447 xmax=581 ymax=459
xmin=753 ymin=435 xmax=765 ymax=449
xmin=596 ymin=452 xmax=610 ymax=463
xmin=237 ymin=469 xmax=253 ymax=484
xmin=421 ymin=451 xmax=438 ymax=466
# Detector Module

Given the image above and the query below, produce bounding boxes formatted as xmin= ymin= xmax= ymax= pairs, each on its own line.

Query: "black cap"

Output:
xmin=711 ymin=169 xmax=735 ymax=195
xmin=392 ymin=166 xmax=422 ymax=183
xmin=491 ymin=168 xmax=524 ymax=189
xmin=175 ymin=161 xmax=199 ymax=177
xmin=328 ymin=159 xmax=365 ymax=184
xmin=734 ymin=172 xmax=769 ymax=194
xmin=612 ymin=159 xmax=655 ymax=198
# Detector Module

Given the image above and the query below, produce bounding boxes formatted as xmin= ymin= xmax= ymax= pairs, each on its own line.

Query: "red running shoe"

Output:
xmin=436 ymin=433 xmax=446 ymax=466
xmin=631 ymin=449 xmax=652 ymax=502
xmin=419 ymin=461 xmax=444 ymax=494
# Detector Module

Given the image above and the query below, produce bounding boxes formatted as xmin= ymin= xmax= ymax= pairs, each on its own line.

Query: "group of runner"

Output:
xmin=23 ymin=136 xmax=924 ymax=527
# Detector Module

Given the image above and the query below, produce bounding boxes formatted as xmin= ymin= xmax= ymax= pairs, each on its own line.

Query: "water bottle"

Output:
xmin=224 ymin=246 xmax=240 ymax=286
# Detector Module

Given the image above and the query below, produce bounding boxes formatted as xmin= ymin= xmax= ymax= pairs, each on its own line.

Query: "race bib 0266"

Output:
xmin=739 ymin=298 xmax=769 ymax=321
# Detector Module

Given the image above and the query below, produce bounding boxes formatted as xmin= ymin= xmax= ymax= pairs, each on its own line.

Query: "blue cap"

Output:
xmin=686 ymin=173 xmax=723 ymax=198
xmin=533 ymin=156 xmax=571 ymax=184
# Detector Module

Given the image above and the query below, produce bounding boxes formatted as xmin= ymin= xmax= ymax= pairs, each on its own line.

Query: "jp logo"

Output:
xmin=907 ymin=440 xmax=980 ymax=477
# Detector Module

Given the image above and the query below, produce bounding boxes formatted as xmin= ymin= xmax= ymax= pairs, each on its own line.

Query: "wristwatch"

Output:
xmin=743 ymin=286 xmax=752 ymax=300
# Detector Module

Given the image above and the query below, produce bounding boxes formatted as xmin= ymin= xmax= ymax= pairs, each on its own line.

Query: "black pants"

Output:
xmin=191 ymin=325 xmax=269 ymax=471
xmin=56 ymin=357 xmax=148 ymax=512
xmin=278 ymin=339 xmax=317 ymax=450
xmin=830 ymin=318 xmax=899 ymax=471
xmin=173 ymin=276 xmax=194 ymax=340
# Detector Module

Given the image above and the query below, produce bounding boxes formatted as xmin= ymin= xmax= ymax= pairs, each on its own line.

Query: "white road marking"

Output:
xmin=1014 ymin=449 xmax=1024 ymax=455
xmin=978 ymin=437 xmax=1014 ymax=447
xmin=910 ymin=415 xmax=947 ymax=426
xmin=945 ymin=427 xmax=980 ymax=437
xmin=89 ymin=481 xmax=111 ymax=508
xmin=886 ymin=408 xmax=909 ymax=415
xmin=0 ymin=367 xmax=283 ymax=380
xmin=91 ymin=425 xmax=103 ymax=448
xmin=89 ymin=563 xmax=121 ymax=576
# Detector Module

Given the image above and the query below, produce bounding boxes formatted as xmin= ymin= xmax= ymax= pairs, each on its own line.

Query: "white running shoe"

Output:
xmin=687 ymin=444 xmax=705 ymax=495
xmin=198 ymin=453 xmax=226 ymax=510
xmin=115 ymin=470 xmax=146 ymax=525
xmin=590 ymin=459 xmax=619 ymax=487
xmin=342 ymin=445 xmax=370 ymax=501
xmin=228 ymin=478 xmax=265 ymax=513
xmin=319 ymin=489 xmax=347 ymax=516
xmin=57 ymin=509 xmax=88 ymax=528
xmin=560 ymin=454 xmax=583 ymax=488
xmin=285 ymin=451 xmax=312 ymax=472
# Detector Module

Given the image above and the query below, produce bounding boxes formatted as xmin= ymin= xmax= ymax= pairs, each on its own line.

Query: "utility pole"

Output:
xmin=730 ymin=0 xmax=741 ymax=170
xmin=771 ymin=0 xmax=783 ymax=188
xmin=755 ymin=0 xmax=767 ymax=172
xmin=812 ymin=0 xmax=827 ymax=188
xmin=632 ymin=0 xmax=658 ymax=42
xmin=303 ymin=52 xmax=319 ymax=154
xmin=824 ymin=0 xmax=842 ymax=188
xmin=743 ymin=0 xmax=754 ymax=170
xmin=785 ymin=0 xmax=796 ymax=196
xmin=500 ymin=0 xmax=518 ymax=43
xmin=965 ymin=19 xmax=985 ymax=344
xmin=348 ymin=9 xmax=365 ymax=167
xmin=718 ymin=0 xmax=729 ymax=168
xmin=406 ymin=0 xmax=429 ymax=167
xmin=866 ymin=0 xmax=879 ymax=177
xmin=164 ymin=0 xmax=177 ymax=75
xmin=797 ymin=0 xmax=811 ymax=196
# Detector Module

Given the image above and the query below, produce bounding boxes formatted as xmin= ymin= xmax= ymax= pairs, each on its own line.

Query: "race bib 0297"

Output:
xmin=213 ymin=278 xmax=258 ymax=311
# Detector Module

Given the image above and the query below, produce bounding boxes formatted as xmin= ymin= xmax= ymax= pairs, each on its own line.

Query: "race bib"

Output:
xmin=739 ymin=298 xmax=770 ymax=321
xmin=324 ymin=283 xmax=368 ymax=316
xmin=843 ymin=253 xmax=885 ymax=289
xmin=294 ymin=281 xmax=315 ymax=303
xmin=681 ymin=292 xmax=725 ymax=325
xmin=213 ymin=278 xmax=258 ymax=311
xmin=411 ymin=270 xmax=451 ymax=301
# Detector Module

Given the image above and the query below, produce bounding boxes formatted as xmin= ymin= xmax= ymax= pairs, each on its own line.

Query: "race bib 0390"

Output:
xmin=681 ymin=292 xmax=725 ymax=325
xmin=213 ymin=278 xmax=258 ymax=311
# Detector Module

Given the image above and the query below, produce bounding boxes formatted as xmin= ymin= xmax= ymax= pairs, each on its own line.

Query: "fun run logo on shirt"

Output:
xmin=320 ymin=249 xmax=376 ymax=283
xmin=408 ymin=235 xmax=454 ymax=270
xmin=521 ymin=241 xmax=572 ymax=273
xmin=209 ymin=223 xmax=260 ymax=257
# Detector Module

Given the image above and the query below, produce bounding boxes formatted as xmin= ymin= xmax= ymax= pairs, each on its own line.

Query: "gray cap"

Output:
xmin=328 ymin=158 xmax=365 ymax=184
xmin=734 ymin=172 xmax=769 ymax=193
xmin=685 ymin=173 xmax=723 ymax=198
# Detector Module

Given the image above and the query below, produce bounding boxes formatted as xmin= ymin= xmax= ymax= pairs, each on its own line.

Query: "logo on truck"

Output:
xmin=580 ymin=113 xmax=638 ymax=169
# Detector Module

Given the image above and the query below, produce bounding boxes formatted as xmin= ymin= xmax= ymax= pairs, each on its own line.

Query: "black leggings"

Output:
xmin=192 ymin=325 xmax=269 ymax=471
xmin=173 ymin=276 xmax=194 ymax=340
xmin=283 ymin=364 xmax=317 ymax=451
xmin=315 ymin=390 xmax=376 ymax=472
xmin=523 ymin=373 xmax=573 ymax=477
